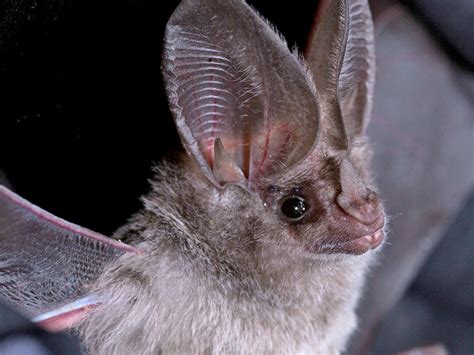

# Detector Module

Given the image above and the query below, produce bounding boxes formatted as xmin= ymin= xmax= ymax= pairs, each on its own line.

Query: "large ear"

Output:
xmin=0 ymin=185 xmax=138 ymax=330
xmin=305 ymin=0 xmax=375 ymax=145
xmin=163 ymin=0 xmax=319 ymax=187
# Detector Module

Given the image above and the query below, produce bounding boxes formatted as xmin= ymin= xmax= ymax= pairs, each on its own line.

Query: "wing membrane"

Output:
xmin=0 ymin=185 xmax=137 ymax=319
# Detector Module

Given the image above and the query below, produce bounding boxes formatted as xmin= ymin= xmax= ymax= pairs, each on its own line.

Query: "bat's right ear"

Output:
xmin=305 ymin=0 xmax=375 ymax=147
xmin=162 ymin=0 xmax=319 ymax=188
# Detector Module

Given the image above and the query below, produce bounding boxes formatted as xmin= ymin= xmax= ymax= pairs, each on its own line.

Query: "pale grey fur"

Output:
xmin=78 ymin=155 xmax=379 ymax=354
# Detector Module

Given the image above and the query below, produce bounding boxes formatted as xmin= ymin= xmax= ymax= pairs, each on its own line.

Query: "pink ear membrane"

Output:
xmin=163 ymin=1 xmax=319 ymax=188
xmin=209 ymin=120 xmax=302 ymax=186
xmin=249 ymin=120 xmax=296 ymax=181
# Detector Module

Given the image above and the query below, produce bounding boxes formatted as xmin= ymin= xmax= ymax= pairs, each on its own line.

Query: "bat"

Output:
xmin=1 ymin=0 xmax=385 ymax=353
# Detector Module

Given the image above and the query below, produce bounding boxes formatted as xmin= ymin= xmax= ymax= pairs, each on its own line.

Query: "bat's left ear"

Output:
xmin=162 ymin=0 xmax=319 ymax=188
xmin=306 ymin=0 xmax=375 ymax=146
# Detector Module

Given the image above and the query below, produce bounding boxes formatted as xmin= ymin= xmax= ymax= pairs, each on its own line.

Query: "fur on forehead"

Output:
xmin=260 ymin=147 xmax=339 ymax=189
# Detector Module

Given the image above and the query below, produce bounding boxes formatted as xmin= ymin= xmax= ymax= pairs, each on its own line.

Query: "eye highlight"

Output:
xmin=280 ymin=196 xmax=308 ymax=221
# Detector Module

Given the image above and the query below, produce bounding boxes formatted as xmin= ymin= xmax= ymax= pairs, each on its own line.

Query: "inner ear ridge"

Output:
xmin=165 ymin=28 xmax=237 ymax=154
xmin=164 ymin=0 xmax=319 ymax=186
xmin=164 ymin=25 xmax=263 ymax=180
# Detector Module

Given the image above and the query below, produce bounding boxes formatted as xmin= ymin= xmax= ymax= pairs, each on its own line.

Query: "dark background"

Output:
xmin=0 ymin=0 xmax=472 ymax=354
xmin=0 ymin=0 xmax=472 ymax=235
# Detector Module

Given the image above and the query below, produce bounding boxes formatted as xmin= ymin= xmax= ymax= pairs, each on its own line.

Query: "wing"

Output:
xmin=0 ymin=185 xmax=138 ymax=329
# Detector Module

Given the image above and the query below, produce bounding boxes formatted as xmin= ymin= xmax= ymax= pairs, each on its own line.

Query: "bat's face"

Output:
xmin=0 ymin=1 xmax=387 ymax=348
xmin=198 ymin=148 xmax=384 ymax=259
xmin=163 ymin=0 xmax=383 ymax=257
xmin=257 ymin=156 xmax=385 ymax=256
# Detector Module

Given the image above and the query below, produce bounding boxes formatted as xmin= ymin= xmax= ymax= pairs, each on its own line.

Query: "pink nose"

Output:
xmin=337 ymin=159 xmax=384 ymax=227
xmin=337 ymin=188 xmax=382 ymax=226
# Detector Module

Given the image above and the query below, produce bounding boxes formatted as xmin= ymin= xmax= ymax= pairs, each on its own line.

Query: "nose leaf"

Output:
xmin=337 ymin=159 xmax=381 ymax=225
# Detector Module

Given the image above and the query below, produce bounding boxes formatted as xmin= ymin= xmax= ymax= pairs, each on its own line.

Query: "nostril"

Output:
xmin=366 ymin=189 xmax=377 ymax=201
xmin=336 ymin=189 xmax=381 ymax=226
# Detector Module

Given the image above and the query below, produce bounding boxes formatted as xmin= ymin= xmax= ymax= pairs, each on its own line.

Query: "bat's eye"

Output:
xmin=280 ymin=196 xmax=308 ymax=221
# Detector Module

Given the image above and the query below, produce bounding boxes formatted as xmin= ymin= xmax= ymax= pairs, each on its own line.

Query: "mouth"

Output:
xmin=339 ymin=228 xmax=384 ymax=255
xmin=316 ymin=227 xmax=385 ymax=255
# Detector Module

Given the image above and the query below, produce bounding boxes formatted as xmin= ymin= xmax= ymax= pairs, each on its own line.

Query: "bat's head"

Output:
xmin=162 ymin=0 xmax=384 ymax=257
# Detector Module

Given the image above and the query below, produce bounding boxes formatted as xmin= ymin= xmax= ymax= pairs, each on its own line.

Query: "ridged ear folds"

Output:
xmin=162 ymin=0 xmax=319 ymax=188
xmin=162 ymin=0 xmax=375 ymax=188
xmin=305 ymin=0 xmax=375 ymax=149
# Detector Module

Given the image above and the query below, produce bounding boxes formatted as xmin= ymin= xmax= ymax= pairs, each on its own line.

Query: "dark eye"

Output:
xmin=280 ymin=196 xmax=308 ymax=221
